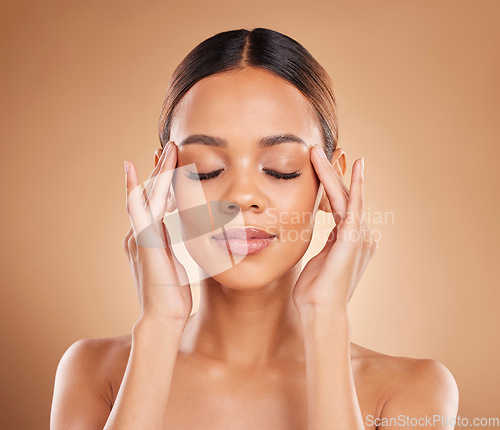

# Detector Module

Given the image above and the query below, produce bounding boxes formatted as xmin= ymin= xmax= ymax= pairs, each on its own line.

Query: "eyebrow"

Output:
xmin=178 ymin=133 xmax=307 ymax=148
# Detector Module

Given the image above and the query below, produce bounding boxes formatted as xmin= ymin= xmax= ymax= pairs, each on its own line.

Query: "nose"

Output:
xmin=218 ymin=169 xmax=268 ymax=214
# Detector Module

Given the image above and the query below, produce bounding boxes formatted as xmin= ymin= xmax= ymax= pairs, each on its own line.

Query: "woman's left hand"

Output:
xmin=292 ymin=145 xmax=379 ymax=318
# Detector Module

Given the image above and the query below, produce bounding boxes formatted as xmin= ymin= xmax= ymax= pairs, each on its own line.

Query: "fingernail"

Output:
xmin=361 ymin=157 xmax=365 ymax=172
xmin=124 ymin=160 xmax=129 ymax=174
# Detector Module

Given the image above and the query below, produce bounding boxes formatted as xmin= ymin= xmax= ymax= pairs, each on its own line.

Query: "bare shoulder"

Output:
xmin=351 ymin=342 xmax=457 ymax=386
xmin=351 ymin=342 xmax=459 ymax=419
xmin=56 ymin=334 xmax=132 ymax=402
xmin=51 ymin=334 xmax=133 ymax=428
xmin=60 ymin=334 xmax=131 ymax=370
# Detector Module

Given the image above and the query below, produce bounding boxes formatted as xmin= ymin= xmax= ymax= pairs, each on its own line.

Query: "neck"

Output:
xmin=180 ymin=262 xmax=306 ymax=370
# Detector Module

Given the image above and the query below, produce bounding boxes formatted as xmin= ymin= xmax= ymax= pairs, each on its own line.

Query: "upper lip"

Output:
xmin=212 ymin=227 xmax=277 ymax=240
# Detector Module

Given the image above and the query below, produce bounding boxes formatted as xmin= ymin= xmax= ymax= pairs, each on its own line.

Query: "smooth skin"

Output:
xmin=50 ymin=67 xmax=459 ymax=430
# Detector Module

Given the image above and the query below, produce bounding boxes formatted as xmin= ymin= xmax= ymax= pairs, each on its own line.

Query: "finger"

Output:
xmin=123 ymin=142 xmax=172 ymax=251
xmin=141 ymin=141 xmax=174 ymax=206
xmin=333 ymin=161 xmax=372 ymax=238
xmin=345 ymin=158 xmax=364 ymax=229
xmin=310 ymin=144 xmax=348 ymax=224
xmin=331 ymin=164 xmax=350 ymax=198
xmin=125 ymin=160 xmax=150 ymax=235
xmin=123 ymin=227 xmax=133 ymax=252
xmin=127 ymin=232 xmax=138 ymax=261
xmin=144 ymin=141 xmax=177 ymax=221
xmin=125 ymin=160 xmax=166 ymax=249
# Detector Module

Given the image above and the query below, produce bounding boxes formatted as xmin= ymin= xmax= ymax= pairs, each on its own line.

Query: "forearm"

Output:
xmin=103 ymin=317 xmax=184 ymax=430
xmin=299 ymin=308 xmax=364 ymax=430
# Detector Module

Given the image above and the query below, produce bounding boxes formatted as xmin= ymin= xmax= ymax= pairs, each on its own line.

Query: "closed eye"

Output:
xmin=262 ymin=169 xmax=302 ymax=180
xmin=186 ymin=169 xmax=302 ymax=181
xmin=186 ymin=169 xmax=224 ymax=181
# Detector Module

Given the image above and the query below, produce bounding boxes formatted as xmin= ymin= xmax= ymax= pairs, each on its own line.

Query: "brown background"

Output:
xmin=1 ymin=0 xmax=499 ymax=428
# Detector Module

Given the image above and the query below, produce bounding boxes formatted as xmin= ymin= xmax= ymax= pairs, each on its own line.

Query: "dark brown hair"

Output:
xmin=158 ymin=27 xmax=338 ymax=160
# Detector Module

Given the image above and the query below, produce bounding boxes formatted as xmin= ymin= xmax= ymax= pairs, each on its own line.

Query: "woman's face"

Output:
xmin=167 ymin=67 xmax=327 ymax=289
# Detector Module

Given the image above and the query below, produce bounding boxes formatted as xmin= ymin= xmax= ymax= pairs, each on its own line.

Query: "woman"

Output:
xmin=50 ymin=28 xmax=459 ymax=429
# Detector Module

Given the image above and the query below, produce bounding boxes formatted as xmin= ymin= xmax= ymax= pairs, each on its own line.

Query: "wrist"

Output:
xmin=298 ymin=305 xmax=351 ymax=334
xmin=132 ymin=315 xmax=186 ymax=340
xmin=297 ymin=303 xmax=348 ymax=322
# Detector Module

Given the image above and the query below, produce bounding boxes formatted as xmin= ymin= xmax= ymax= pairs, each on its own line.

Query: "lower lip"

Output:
xmin=212 ymin=237 xmax=276 ymax=255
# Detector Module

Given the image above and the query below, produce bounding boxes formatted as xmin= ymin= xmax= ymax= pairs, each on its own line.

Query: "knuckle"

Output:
xmin=125 ymin=199 xmax=133 ymax=215
xmin=128 ymin=236 xmax=138 ymax=258
xmin=123 ymin=229 xmax=134 ymax=251
xmin=128 ymin=234 xmax=136 ymax=248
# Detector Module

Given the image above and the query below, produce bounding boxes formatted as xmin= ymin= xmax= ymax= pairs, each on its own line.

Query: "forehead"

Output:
xmin=170 ymin=67 xmax=321 ymax=141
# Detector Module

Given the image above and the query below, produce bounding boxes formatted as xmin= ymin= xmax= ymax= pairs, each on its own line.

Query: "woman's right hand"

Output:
xmin=122 ymin=141 xmax=192 ymax=329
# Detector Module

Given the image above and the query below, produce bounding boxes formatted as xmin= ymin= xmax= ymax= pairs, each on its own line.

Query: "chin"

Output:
xmin=203 ymin=248 xmax=306 ymax=292
xmin=208 ymin=268 xmax=284 ymax=291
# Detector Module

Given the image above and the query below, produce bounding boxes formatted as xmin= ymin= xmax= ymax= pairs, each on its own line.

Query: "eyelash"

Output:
xmin=186 ymin=169 xmax=302 ymax=181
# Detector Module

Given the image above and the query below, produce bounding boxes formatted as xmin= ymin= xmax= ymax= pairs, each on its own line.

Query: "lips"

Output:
xmin=212 ymin=227 xmax=276 ymax=241
xmin=212 ymin=227 xmax=277 ymax=256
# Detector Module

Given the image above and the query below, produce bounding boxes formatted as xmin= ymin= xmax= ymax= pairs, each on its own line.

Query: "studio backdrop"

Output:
xmin=1 ymin=1 xmax=499 ymax=429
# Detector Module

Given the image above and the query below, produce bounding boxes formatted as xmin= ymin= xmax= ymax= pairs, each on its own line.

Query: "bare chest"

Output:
xmin=110 ymin=354 xmax=381 ymax=430
xmin=166 ymin=357 xmax=379 ymax=429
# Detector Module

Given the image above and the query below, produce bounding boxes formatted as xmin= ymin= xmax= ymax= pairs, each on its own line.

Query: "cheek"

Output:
xmin=275 ymin=171 xmax=320 ymax=215
xmin=273 ymin=180 xmax=320 ymax=242
xmin=172 ymin=171 xmax=208 ymax=210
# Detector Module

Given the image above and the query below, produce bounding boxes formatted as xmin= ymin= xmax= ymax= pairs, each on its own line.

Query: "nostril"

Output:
xmin=218 ymin=200 xmax=239 ymax=212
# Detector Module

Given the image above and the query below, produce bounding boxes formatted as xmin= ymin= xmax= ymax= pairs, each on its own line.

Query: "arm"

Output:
xmin=300 ymin=308 xmax=364 ymax=430
xmin=103 ymin=318 xmax=184 ymax=429
xmin=296 ymin=145 xmax=457 ymax=429
xmin=103 ymin=143 xmax=190 ymax=428
xmin=50 ymin=338 xmax=116 ymax=430
xmin=51 ymin=141 xmax=192 ymax=429
xmin=50 ymin=319 xmax=184 ymax=430
xmin=293 ymin=148 xmax=372 ymax=428
xmin=299 ymin=307 xmax=459 ymax=430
